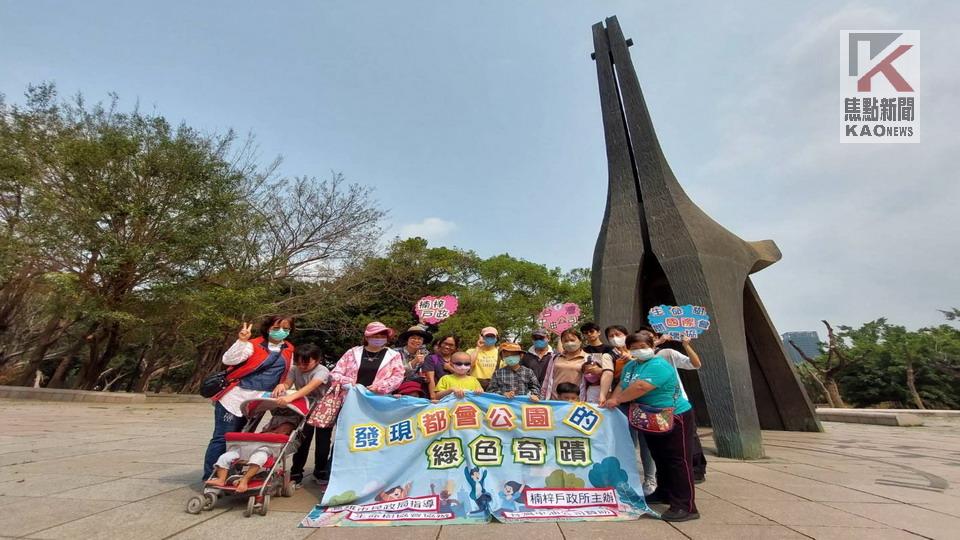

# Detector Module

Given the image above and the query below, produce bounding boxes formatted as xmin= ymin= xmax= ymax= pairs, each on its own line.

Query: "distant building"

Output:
xmin=781 ymin=331 xmax=821 ymax=364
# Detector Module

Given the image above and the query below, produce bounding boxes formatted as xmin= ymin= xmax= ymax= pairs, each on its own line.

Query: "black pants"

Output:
xmin=691 ymin=427 xmax=707 ymax=478
xmin=645 ymin=409 xmax=698 ymax=514
xmin=291 ymin=423 xmax=333 ymax=481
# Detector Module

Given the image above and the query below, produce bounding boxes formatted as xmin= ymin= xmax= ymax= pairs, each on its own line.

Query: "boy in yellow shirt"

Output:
xmin=436 ymin=352 xmax=484 ymax=398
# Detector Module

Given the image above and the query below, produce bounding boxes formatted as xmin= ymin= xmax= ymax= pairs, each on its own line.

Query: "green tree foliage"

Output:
xmin=836 ymin=318 xmax=960 ymax=409
xmin=298 ymin=237 xmax=593 ymax=355
xmin=0 ymin=83 xmax=383 ymax=391
xmin=0 ymin=83 xmax=594 ymax=392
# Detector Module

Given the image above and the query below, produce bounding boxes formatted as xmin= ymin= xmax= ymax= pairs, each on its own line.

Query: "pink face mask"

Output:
xmin=583 ymin=372 xmax=600 ymax=384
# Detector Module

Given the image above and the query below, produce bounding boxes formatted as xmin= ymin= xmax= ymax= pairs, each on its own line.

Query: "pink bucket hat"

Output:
xmin=364 ymin=321 xmax=395 ymax=338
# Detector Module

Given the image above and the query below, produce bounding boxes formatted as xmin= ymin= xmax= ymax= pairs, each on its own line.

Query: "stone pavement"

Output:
xmin=1 ymin=400 xmax=958 ymax=539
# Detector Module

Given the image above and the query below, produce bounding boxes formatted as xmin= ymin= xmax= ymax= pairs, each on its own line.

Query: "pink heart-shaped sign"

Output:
xmin=414 ymin=295 xmax=459 ymax=325
xmin=536 ymin=303 xmax=581 ymax=335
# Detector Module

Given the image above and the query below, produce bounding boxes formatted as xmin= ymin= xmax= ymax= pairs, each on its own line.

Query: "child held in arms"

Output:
xmin=487 ymin=342 xmax=541 ymax=400
xmin=435 ymin=352 xmax=484 ymax=398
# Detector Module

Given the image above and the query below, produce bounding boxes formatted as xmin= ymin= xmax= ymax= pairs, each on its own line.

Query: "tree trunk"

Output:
xmin=824 ymin=377 xmax=846 ymax=408
xmin=181 ymin=341 xmax=226 ymax=394
xmin=905 ymin=360 xmax=926 ymax=409
xmin=805 ymin=369 xmax=834 ymax=406
xmin=80 ymin=322 xmax=122 ymax=390
xmin=18 ymin=316 xmax=64 ymax=386
xmin=47 ymin=333 xmax=90 ymax=388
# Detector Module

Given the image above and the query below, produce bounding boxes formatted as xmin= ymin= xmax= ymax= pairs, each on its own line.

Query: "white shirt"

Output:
xmin=656 ymin=348 xmax=696 ymax=400
xmin=218 ymin=340 xmax=282 ymax=417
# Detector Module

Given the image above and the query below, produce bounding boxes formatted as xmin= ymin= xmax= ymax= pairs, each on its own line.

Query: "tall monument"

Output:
xmin=590 ymin=16 xmax=821 ymax=459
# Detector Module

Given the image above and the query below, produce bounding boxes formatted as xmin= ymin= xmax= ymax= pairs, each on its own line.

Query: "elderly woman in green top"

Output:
xmin=603 ymin=331 xmax=699 ymax=523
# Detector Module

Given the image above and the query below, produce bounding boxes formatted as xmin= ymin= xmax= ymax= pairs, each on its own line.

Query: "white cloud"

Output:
xmin=690 ymin=3 xmax=960 ymax=333
xmin=396 ymin=217 xmax=458 ymax=243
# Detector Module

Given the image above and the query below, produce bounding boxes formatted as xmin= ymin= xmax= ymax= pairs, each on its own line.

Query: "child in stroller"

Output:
xmin=187 ymin=393 xmax=314 ymax=517
xmin=205 ymin=415 xmax=296 ymax=493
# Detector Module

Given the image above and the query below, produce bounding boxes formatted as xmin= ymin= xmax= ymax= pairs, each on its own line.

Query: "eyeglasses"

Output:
xmin=452 ymin=362 xmax=472 ymax=367
xmin=295 ymin=359 xmax=315 ymax=364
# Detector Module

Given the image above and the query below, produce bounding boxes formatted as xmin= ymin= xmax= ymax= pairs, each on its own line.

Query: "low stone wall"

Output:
xmin=816 ymin=407 xmax=925 ymax=426
xmin=0 ymin=385 xmax=207 ymax=404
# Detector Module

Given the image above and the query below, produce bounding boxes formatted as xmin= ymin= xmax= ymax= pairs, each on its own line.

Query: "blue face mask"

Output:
xmin=533 ymin=339 xmax=548 ymax=349
xmin=268 ymin=328 xmax=289 ymax=341
xmin=483 ymin=336 xmax=498 ymax=347
xmin=503 ymin=355 xmax=521 ymax=366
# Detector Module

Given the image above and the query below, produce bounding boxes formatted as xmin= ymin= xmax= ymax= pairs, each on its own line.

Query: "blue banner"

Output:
xmin=301 ymin=387 xmax=654 ymax=527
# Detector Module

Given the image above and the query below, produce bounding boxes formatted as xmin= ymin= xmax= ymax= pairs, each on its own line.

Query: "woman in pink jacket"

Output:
xmin=330 ymin=321 xmax=405 ymax=394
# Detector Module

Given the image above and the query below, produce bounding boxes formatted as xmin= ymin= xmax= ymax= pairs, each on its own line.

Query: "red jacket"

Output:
xmin=212 ymin=337 xmax=294 ymax=401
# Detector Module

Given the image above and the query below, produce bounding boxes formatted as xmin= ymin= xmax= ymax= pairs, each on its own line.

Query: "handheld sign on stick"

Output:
xmin=647 ymin=305 xmax=711 ymax=340
xmin=414 ymin=296 xmax=459 ymax=325
xmin=536 ymin=303 xmax=581 ymax=334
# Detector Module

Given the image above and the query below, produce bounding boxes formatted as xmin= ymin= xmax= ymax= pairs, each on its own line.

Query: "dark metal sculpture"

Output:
xmin=590 ymin=16 xmax=822 ymax=459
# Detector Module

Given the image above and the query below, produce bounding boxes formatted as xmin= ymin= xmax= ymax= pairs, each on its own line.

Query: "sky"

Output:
xmin=2 ymin=0 xmax=957 ymax=337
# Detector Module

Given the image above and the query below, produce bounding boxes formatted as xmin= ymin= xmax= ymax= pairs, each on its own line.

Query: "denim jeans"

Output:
xmin=202 ymin=401 xmax=246 ymax=480
xmin=631 ymin=426 xmax=657 ymax=484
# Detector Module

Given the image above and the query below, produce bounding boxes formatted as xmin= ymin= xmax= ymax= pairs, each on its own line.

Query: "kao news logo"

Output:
xmin=842 ymin=31 xmax=918 ymax=143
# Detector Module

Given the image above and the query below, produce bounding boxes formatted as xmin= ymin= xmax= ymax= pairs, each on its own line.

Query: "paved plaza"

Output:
xmin=1 ymin=399 xmax=958 ymax=539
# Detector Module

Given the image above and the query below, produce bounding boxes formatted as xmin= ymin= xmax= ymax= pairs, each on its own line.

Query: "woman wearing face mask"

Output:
xmin=603 ymin=332 xmax=699 ymax=522
xmin=540 ymin=328 xmax=589 ymax=400
xmin=421 ymin=334 xmax=460 ymax=399
xmin=329 ymin=321 xmax=405 ymax=396
xmin=202 ymin=315 xmax=295 ymax=481
xmin=604 ymin=325 xmax=634 ymax=383
xmin=467 ymin=327 xmax=500 ymax=390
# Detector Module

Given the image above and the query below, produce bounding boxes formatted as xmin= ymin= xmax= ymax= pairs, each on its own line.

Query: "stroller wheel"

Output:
xmin=201 ymin=492 xmax=217 ymax=511
xmin=243 ymin=496 xmax=255 ymax=518
xmin=185 ymin=496 xmax=203 ymax=515
xmin=282 ymin=481 xmax=295 ymax=498
xmin=259 ymin=495 xmax=270 ymax=516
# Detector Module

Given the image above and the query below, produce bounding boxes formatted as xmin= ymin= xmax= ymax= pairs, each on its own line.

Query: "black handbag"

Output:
xmin=199 ymin=370 xmax=228 ymax=398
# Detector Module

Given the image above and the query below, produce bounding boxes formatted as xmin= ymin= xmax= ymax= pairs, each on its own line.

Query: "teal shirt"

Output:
xmin=619 ymin=357 xmax=692 ymax=414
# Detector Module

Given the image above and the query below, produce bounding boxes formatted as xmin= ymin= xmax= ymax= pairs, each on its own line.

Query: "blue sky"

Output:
xmin=2 ymin=1 xmax=957 ymax=336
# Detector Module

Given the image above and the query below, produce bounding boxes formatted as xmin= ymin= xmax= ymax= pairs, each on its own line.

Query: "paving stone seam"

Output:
xmin=757 ymin=443 xmax=956 ymax=514
xmin=764 ymin=439 xmax=960 ymax=468
xmin=817 ymin=502 xmax=940 ymax=540
xmin=697 ymin=495 xmax=817 ymax=539
xmin=713 ymin=467 xmax=948 ymax=539
xmin=16 ymin=480 xmax=195 ymax=537
xmin=158 ymin=506 xmax=241 ymax=540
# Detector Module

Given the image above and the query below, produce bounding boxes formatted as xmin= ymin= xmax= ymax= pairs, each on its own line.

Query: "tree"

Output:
xmin=788 ymin=320 xmax=851 ymax=408
xmin=0 ymin=83 xmax=386 ymax=392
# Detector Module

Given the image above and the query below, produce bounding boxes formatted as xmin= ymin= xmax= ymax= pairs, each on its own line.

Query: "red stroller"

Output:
xmin=187 ymin=394 xmax=314 ymax=517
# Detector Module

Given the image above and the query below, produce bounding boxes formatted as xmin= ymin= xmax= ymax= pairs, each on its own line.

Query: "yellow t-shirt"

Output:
xmin=436 ymin=374 xmax=484 ymax=392
xmin=468 ymin=346 xmax=499 ymax=380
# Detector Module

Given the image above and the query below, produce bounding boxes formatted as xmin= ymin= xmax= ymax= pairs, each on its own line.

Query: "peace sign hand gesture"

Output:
xmin=238 ymin=322 xmax=253 ymax=342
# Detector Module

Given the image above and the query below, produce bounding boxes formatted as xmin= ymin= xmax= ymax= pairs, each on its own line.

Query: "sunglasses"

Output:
xmin=452 ymin=362 xmax=472 ymax=367
xmin=295 ymin=358 xmax=316 ymax=364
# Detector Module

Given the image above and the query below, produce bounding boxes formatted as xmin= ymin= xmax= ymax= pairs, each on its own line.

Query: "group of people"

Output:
xmin=201 ymin=315 xmax=706 ymax=522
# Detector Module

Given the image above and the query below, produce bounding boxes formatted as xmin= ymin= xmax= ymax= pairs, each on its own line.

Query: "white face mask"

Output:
xmin=630 ymin=348 xmax=655 ymax=360
xmin=611 ymin=336 xmax=626 ymax=348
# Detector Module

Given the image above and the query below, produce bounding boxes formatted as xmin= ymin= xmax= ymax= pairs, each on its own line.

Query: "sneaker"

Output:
xmin=660 ymin=508 xmax=700 ymax=522
xmin=694 ymin=473 xmax=706 ymax=484
xmin=642 ymin=479 xmax=657 ymax=496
